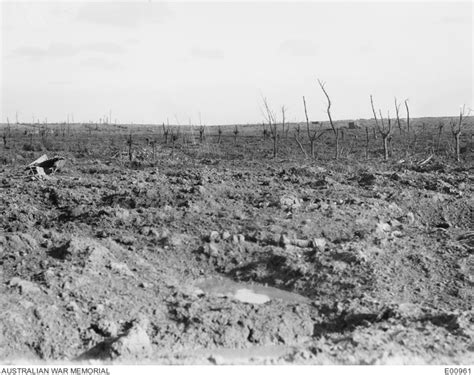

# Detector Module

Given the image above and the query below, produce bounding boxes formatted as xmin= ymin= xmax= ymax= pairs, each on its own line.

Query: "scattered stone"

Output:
xmin=405 ymin=212 xmax=416 ymax=225
xmin=279 ymin=195 xmax=301 ymax=210
xmin=94 ymin=318 xmax=120 ymax=337
xmin=209 ymin=231 xmax=220 ymax=242
xmin=197 ymin=186 xmax=207 ymax=195
xmin=312 ymin=238 xmax=327 ymax=251
xmin=78 ymin=318 xmax=152 ymax=361
xmin=66 ymin=301 xmax=80 ymax=313
xmin=118 ymin=235 xmax=135 ymax=246
xmin=204 ymin=243 xmax=220 ymax=257
xmin=115 ymin=208 xmax=131 ymax=221
xmin=232 ymin=234 xmax=245 ymax=244
xmin=391 ymin=231 xmax=404 ymax=238
xmin=292 ymin=239 xmax=312 ymax=248
xmin=140 ymin=226 xmax=152 ymax=236
xmin=376 ymin=222 xmax=391 ymax=235
xmin=221 ymin=231 xmax=231 ymax=241
xmin=8 ymin=277 xmax=41 ymax=295
xmin=280 ymin=234 xmax=291 ymax=246
xmin=108 ymin=262 xmax=134 ymax=276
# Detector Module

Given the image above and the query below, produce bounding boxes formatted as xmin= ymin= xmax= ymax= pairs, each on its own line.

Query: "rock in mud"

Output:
xmin=312 ymin=238 xmax=327 ymax=250
xmin=221 ymin=231 xmax=231 ymax=241
xmin=8 ymin=277 xmax=42 ymax=295
xmin=279 ymin=195 xmax=301 ymax=210
xmin=203 ymin=243 xmax=220 ymax=257
xmin=208 ymin=231 xmax=220 ymax=242
xmin=117 ymin=235 xmax=135 ymax=246
xmin=232 ymin=234 xmax=245 ymax=244
xmin=78 ymin=318 xmax=152 ymax=362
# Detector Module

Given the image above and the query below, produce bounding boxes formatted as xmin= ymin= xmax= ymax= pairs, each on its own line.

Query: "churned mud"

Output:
xmin=0 ymin=125 xmax=473 ymax=364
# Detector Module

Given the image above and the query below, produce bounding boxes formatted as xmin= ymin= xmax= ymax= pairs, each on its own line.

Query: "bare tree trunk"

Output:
xmin=281 ymin=106 xmax=286 ymax=140
xmin=317 ymin=80 xmax=338 ymax=160
xmin=162 ymin=123 xmax=169 ymax=144
xmin=262 ymin=97 xmax=278 ymax=158
xmin=127 ymin=133 xmax=133 ymax=162
xmin=383 ymin=135 xmax=389 ymax=161
xmin=454 ymin=132 xmax=461 ymax=162
xmin=233 ymin=125 xmax=239 ymax=144
xmin=365 ymin=127 xmax=370 ymax=159
xmin=450 ymin=105 xmax=472 ymax=162
xmin=405 ymin=100 xmax=410 ymax=134
xmin=371 ymin=95 xmax=392 ymax=161
xmin=395 ymin=98 xmax=402 ymax=136
xmin=294 ymin=135 xmax=308 ymax=158
xmin=273 ymin=134 xmax=278 ymax=158
xmin=436 ymin=124 xmax=443 ymax=153
xmin=303 ymin=96 xmax=314 ymax=158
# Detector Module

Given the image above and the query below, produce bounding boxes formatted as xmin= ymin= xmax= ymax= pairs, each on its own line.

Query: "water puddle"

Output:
xmin=194 ymin=277 xmax=309 ymax=304
xmin=180 ymin=344 xmax=296 ymax=364
xmin=233 ymin=288 xmax=270 ymax=304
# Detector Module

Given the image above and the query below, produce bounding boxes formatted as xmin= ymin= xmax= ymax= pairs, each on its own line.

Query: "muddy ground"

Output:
xmin=0 ymin=123 xmax=473 ymax=364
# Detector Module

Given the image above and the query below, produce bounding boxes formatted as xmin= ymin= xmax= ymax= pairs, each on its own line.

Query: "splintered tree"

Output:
xmin=7 ymin=117 xmax=11 ymax=139
xmin=451 ymin=105 xmax=472 ymax=162
xmin=262 ymin=97 xmax=278 ymax=158
xmin=262 ymin=122 xmax=268 ymax=139
xmin=370 ymin=95 xmax=392 ymax=161
xmin=4 ymin=118 xmax=10 ymax=148
xmin=295 ymin=121 xmax=301 ymax=139
xmin=162 ymin=120 xmax=170 ymax=144
xmin=394 ymin=98 xmax=403 ymax=136
xmin=281 ymin=106 xmax=287 ymax=140
xmin=233 ymin=125 xmax=239 ymax=144
xmin=150 ymin=138 xmax=157 ymax=163
xmin=404 ymin=99 xmax=410 ymax=135
xmin=127 ymin=132 xmax=133 ymax=162
xmin=436 ymin=122 xmax=444 ymax=154
xmin=198 ymin=125 xmax=205 ymax=143
xmin=198 ymin=113 xmax=205 ymax=143
xmin=365 ymin=126 xmax=370 ymax=159
xmin=302 ymin=96 xmax=324 ymax=158
xmin=317 ymin=79 xmax=339 ymax=159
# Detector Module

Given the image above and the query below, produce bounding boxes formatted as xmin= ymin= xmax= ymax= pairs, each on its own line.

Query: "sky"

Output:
xmin=0 ymin=1 xmax=472 ymax=125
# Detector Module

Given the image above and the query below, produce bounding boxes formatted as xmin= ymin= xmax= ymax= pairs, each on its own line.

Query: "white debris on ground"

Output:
xmin=25 ymin=154 xmax=66 ymax=179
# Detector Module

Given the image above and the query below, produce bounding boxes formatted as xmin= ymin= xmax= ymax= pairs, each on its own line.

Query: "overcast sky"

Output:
xmin=1 ymin=1 xmax=472 ymax=125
